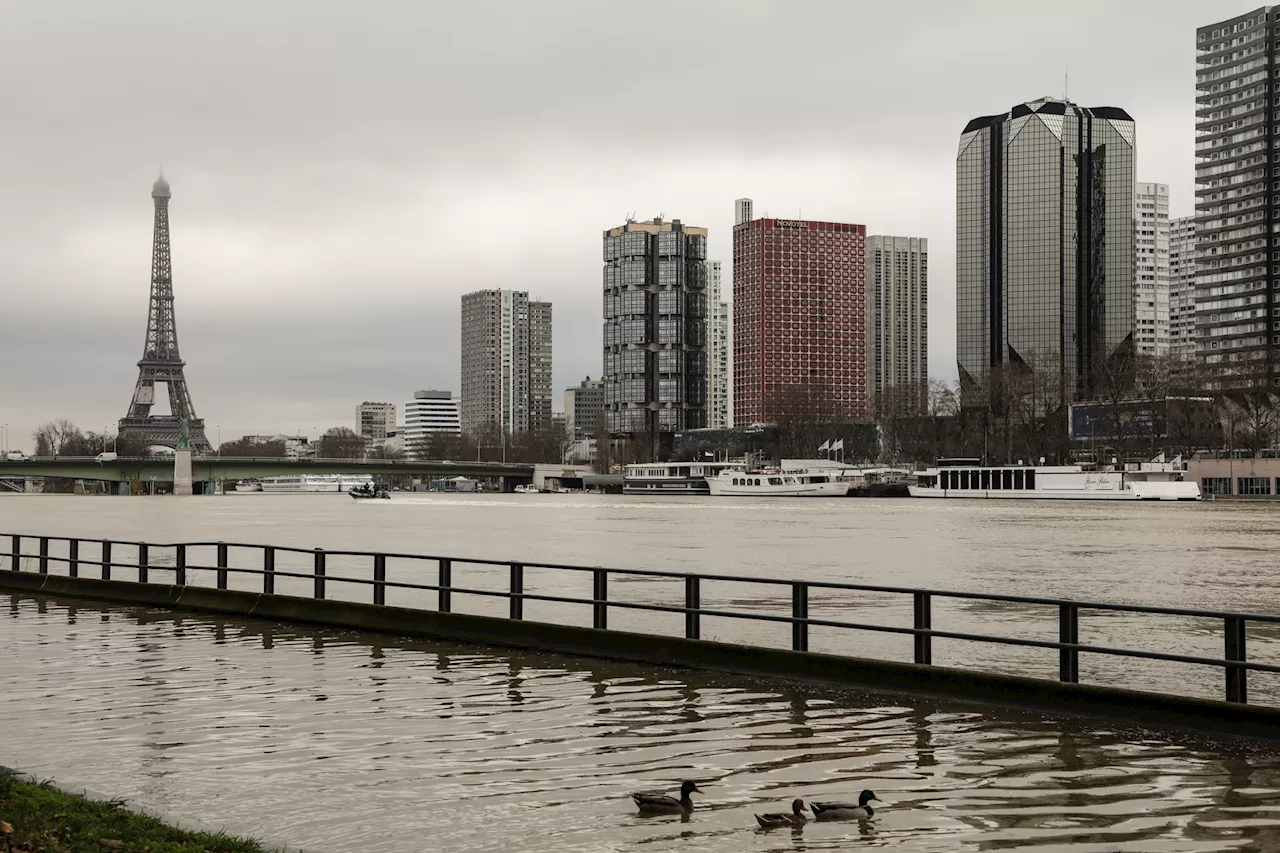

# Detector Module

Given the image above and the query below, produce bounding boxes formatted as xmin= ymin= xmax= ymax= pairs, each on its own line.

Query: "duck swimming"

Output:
xmin=811 ymin=790 xmax=882 ymax=821
xmin=754 ymin=798 xmax=808 ymax=828
xmin=631 ymin=781 xmax=702 ymax=815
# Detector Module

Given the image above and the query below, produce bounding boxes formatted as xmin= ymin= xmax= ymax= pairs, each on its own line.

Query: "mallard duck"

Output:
xmin=755 ymin=798 xmax=808 ymax=828
xmin=811 ymin=790 xmax=882 ymax=821
xmin=631 ymin=781 xmax=702 ymax=815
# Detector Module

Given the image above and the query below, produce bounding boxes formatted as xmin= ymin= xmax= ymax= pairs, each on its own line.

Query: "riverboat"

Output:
xmin=707 ymin=468 xmax=850 ymax=497
xmin=260 ymin=474 xmax=375 ymax=494
xmin=234 ymin=479 xmax=263 ymax=493
xmin=622 ymin=462 xmax=740 ymax=495
xmin=909 ymin=457 xmax=1200 ymax=501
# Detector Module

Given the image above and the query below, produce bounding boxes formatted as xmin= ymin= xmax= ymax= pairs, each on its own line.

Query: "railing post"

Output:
xmin=138 ymin=543 xmax=149 ymax=583
xmin=792 ymin=583 xmax=809 ymax=652
xmin=1226 ymin=617 xmax=1248 ymax=704
xmin=685 ymin=576 xmax=700 ymax=639
xmin=263 ymin=547 xmax=275 ymax=595
xmin=216 ymin=542 xmax=228 ymax=590
xmin=438 ymin=558 xmax=452 ymax=612
xmin=10 ymin=535 xmax=18 ymax=572
xmin=176 ymin=544 xmax=187 ymax=586
xmin=68 ymin=540 xmax=79 ymax=578
xmin=913 ymin=592 xmax=932 ymax=665
xmin=1059 ymin=604 xmax=1079 ymax=684
xmin=38 ymin=537 xmax=49 ymax=574
xmin=373 ymin=554 xmax=386 ymax=606
xmin=313 ymin=549 xmax=326 ymax=600
xmin=592 ymin=569 xmax=608 ymax=630
xmin=101 ymin=540 xmax=112 ymax=580
xmin=509 ymin=562 xmax=524 ymax=620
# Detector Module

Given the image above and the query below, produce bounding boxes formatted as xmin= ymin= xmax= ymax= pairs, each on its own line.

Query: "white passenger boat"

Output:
xmin=707 ymin=468 xmax=850 ymax=497
xmin=259 ymin=474 xmax=375 ymax=493
xmin=909 ymin=457 xmax=1200 ymax=501
xmin=623 ymin=462 xmax=740 ymax=495
xmin=234 ymin=479 xmax=263 ymax=492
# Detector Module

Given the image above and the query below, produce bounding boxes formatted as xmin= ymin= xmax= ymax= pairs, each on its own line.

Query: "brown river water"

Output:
xmin=3 ymin=493 xmax=1280 ymax=850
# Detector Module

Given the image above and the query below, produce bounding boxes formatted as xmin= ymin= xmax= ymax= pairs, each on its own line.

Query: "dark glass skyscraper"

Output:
xmin=1196 ymin=9 xmax=1275 ymax=379
xmin=602 ymin=217 xmax=707 ymax=457
xmin=956 ymin=97 xmax=1135 ymax=406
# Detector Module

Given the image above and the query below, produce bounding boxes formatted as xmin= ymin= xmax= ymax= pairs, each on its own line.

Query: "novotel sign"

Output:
xmin=774 ymin=219 xmax=806 ymax=228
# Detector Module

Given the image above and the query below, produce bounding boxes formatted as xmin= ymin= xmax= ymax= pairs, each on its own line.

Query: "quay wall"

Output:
xmin=3 ymin=570 xmax=1279 ymax=740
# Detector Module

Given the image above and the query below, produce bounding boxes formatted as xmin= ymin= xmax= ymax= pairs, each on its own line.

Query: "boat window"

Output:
xmin=1002 ymin=470 xmax=1013 ymax=490
xmin=769 ymin=477 xmax=782 ymax=486
xmin=944 ymin=470 xmax=953 ymax=490
xmin=731 ymin=478 xmax=739 ymax=486
xmin=962 ymin=470 xmax=972 ymax=489
xmin=980 ymin=470 xmax=991 ymax=489
xmin=1014 ymin=470 xmax=1024 ymax=490
xmin=990 ymin=470 xmax=1001 ymax=490
xmin=1026 ymin=469 xmax=1036 ymax=489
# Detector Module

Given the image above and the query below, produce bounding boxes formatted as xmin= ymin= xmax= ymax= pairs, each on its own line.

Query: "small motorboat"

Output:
xmin=349 ymin=487 xmax=390 ymax=500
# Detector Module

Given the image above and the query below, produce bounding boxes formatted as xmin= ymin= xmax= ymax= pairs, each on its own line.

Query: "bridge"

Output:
xmin=0 ymin=456 xmax=538 ymax=489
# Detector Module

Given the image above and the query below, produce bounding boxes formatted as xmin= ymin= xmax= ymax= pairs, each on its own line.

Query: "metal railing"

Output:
xmin=2 ymin=532 xmax=1278 ymax=707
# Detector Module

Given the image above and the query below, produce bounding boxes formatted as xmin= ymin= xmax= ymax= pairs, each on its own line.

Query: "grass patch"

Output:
xmin=0 ymin=769 xmax=277 ymax=852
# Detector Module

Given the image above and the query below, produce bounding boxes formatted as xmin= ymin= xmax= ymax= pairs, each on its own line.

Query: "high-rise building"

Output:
xmin=403 ymin=390 xmax=462 ymax=458
xmin=733 ymin=207 xmax=868 ymax=425
xmin=529 ymin=300 xmax=553 ymax=432
xmin=602 ymin=217 xmax=708 ymax=456
xmin=1170 ymin=216 xmax=1198 ymax=361
xmin=1196 ymin=10 xmax=1275 ymax=377
xmin=957 ymin=97 xmax=1136 ymax=405
xmin=868 ymin=235 xmax=928 ymax=400
xmin=707 ymin=260 xmax=732 ymax=428
xmin=564 ymin=377 xmax=606 ymax=439
xmin=735 ymin=198 xmax=754 ymax=226
xmin=356 ymin=402 xmax=396 ymax=443
xmin=1134 ymin=183 xmax=1171 ymax=356
xmin=460 ymin=290 xmax=553 ymax=436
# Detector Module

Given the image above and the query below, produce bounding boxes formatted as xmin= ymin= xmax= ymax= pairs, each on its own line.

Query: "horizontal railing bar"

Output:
xmin=7 ymin=534 xmax=1280 ymax=625
xmin=8 ymin=542 xmax=1280 ymax=679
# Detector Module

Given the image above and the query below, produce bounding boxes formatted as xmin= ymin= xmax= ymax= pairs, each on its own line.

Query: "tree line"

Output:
xmin=870 ymin=352 xmax=1278 ymax=466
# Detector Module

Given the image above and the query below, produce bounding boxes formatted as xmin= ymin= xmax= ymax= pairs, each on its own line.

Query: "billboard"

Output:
xmin=1069 ymin=400 xmax=1164 ymax=440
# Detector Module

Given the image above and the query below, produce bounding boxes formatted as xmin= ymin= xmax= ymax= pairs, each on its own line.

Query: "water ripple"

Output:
xmin=4 ymin=593 xmax=1280 ymax=852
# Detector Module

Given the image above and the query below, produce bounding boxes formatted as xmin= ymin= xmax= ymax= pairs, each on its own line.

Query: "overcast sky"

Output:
xmin=0 ymin=0 xmax=1216 ymax=448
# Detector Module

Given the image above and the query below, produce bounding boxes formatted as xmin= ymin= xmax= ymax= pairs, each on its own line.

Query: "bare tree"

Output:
xmin=33 ymin=419 xmax=82 ymax=455
xmin=769 ymin=381 xmax=844 ymax=459
xmin=317 ymin=427 xmax=366 ymax=459
xmin=217 ymin=437 xmax=287 ymax=457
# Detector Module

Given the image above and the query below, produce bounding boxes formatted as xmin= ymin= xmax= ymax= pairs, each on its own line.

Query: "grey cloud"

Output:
xmin=0 ymin=0 xmax=1213 ymax=449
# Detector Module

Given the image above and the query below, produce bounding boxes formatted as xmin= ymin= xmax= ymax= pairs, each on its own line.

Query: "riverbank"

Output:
xmin=0 ymin=768 xmax=272 ymax=853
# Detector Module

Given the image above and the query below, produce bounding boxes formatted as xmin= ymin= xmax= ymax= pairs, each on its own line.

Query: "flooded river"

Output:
xmin=5 ymin=593 xmax=1280 ymax=853
xmin=3 ymin=494 xmax=1280 ymax=850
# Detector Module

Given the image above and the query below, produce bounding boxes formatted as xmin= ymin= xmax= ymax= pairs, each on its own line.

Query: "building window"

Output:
xmin=1202 ymin=477 xmax=1232 ymax=496
xmin=1238 ymin=477 xmax=1272 ymax=496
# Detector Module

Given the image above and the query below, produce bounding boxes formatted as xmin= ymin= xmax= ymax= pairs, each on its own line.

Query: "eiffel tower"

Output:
xmin=118 ymin=174 xmax=211 ymax=453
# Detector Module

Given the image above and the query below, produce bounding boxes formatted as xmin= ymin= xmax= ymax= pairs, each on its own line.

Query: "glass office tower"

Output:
xmin=957 ymin=97 xmax=1136 ymax=406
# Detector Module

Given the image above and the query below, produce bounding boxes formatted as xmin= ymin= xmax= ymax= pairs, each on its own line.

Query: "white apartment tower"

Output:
xmin=1196 ymin=10 xmax=1277 ymax=376
xmin=735 ymin=198 xmax=753 ymax=226
xmin=1169 ymin=216 xmax=1198 ymax=360
xmin=868 ymin=235 xmax=928 ymax=398
xmin=403 ymin=390 xmax=462 ymax=458
xmin=460 ymin=290 xmax=552 ymax=436
xmin=1134 ymin=183 xmax=1171 ymax=356
xmin=707 ymin=259 xmax=732 ymax=428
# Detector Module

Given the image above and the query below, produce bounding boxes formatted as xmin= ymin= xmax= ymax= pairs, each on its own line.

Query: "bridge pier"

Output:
xmin=173 ymin=449 xmax=193 ymax=496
